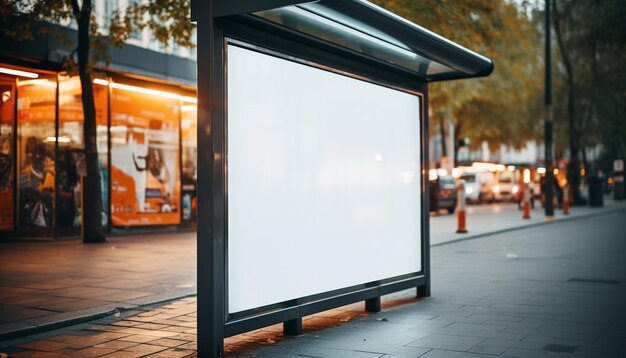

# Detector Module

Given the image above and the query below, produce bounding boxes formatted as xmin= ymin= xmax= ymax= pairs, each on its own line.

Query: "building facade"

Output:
xmin=0 ymin=7 xmax=198 ymax=239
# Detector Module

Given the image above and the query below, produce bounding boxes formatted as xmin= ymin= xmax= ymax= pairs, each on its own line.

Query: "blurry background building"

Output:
xmin=0 ymin=0 xmax=198 ymax=239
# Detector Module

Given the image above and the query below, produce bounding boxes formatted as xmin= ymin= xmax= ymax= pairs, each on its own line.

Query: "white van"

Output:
xmin=493 ymin=170 xmax=519 ymax=202
xmin=460 ymin=171 xmax=495 ymax=203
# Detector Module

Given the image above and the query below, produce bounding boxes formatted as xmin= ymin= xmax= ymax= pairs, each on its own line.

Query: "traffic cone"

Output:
xmin=457 ymin=180 xmax=468 ymax=233
xmin=563 ymin=184 xmax=570 ymax=215
xmin=522 ymin=185 xmax=531 ymax=219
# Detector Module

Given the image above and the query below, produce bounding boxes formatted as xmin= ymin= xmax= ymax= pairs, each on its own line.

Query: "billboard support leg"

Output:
xmin=284 ymin=318 xmax=302 ymax=336
xmin=365 ymin=297 xmax=381 ymax=312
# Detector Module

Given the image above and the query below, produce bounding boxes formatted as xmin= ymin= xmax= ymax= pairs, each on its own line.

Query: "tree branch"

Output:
xmin=69 ymin=0 xmax=80 ymax=18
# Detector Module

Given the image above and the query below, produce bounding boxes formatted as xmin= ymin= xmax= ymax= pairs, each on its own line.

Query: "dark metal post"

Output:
xmin=283 ymin=318 xmax=303 ymax=336
xmin=544 ymin=0 xmax=554 ymax=217
xmin=614 ymin=103 xmax=624 ymax=201
xmin=418 ymin=86 xmax=431 ymax=298
xmin=365 ymin=297 xmax=382 ymax=312
xmin=196 ymin=0 xmax=226 ymax=356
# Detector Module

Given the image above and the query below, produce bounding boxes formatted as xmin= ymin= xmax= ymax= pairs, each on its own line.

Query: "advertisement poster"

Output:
xmin=0 ymin=81 xmax=14 ymax=232
xmin=16 ymin=78 xmax=57 ymax=229
xmin=110 ymin=85 xmax=180 ymax=226
xmin=180 ymin=102 xmax=197 ymax=223
xmin=57 ymin=76 xmax=109 ymax=231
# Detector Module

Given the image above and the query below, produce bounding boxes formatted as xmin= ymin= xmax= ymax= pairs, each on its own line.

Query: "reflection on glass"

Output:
xmin=0 ymin=80 xmax=15 ymax=232
xmin=181 ymin=102 xmax=197 ymax=223
xmin=17 ymin=78 xmax=57 ymax=231
xmin=57 ymin=75 xmax=109 ymax=233
xmin=110 ymin=84 xmax=181 ymax=227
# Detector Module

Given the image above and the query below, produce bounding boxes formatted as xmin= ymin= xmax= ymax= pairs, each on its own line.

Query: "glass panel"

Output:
xmin=0 ymin=79 xmax=15 ymax=232
xmin=16 ymin=77 xmax=57 ymax=233
xmin=181 ymin=101 xmax=197 ymax=224
xmin=57 ymin=75 xmax=109 ymax=234
xmin=110 ymin=83 xmax=181 ymax=226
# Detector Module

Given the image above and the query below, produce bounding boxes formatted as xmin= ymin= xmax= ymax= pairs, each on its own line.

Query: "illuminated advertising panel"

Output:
xmin=0 ymin=80 xmax=14 ymax=232
xmin=181 ymin=101 xmax=197 ymax=223
xmin=16 ymin=78 xmax=57 ymax=230
xmin=57 ymin=76 xmax=109 ymax=231
xmin=110 ymin=84 xmax=181 ymax=226
xmin=227 ymin=45 xmax=422 ymax=314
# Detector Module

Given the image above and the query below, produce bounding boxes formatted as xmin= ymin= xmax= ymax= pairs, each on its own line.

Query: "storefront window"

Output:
xmin=57 ymin=75 xmax=109 ymax=234
xmin=16 ymin=78 xmax=57 ymax=233
xmin=181 ymin=100 xmax=197 ymax=224
xmin=110 ymin=83 xmax=181 ymax=227
xmin=0 ymin=79 xmax=15 ymax=233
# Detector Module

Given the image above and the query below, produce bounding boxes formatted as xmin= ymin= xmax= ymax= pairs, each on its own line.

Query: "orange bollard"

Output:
xmin=456 ymin=180 xmax=468 ymax=233
xmin=563 ymin=184 xmax=570 ymax=215
xmin=522 ymin=184 xmax=531 ymax=219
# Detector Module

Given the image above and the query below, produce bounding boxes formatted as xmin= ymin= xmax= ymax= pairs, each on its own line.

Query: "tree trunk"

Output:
xmin=438 ymin=111 xmax=447 ymax=159
xmin=453 ymin=121 xmax=461 ymax=167
xmin=74 ymin=0 xmax=105 ymax=242
xmin=553 ymin=0 xmax=583 ymax=205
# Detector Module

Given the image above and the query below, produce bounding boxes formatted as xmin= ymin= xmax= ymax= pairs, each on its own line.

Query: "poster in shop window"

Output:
xmin=0 ymin=81 xmax=14 ymax=231
xmin=110 ymin=86 xmax=181 ymax=226
xmin=16 ymin=79 xmax=57 ymax=230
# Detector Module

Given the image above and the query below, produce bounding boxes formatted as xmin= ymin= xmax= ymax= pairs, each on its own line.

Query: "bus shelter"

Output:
xmin=192 ymin=1 xmax=493 ymax=356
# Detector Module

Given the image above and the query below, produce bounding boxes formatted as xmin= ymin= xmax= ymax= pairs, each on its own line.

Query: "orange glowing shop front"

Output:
xmin=0 ymin=64 xmax=197 ymax=239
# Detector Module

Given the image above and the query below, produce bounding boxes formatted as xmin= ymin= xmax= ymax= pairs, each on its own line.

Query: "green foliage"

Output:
xmin=109 ymin=0 xmax=194 ymax=50
xmin=0 ymin=0 xmax=195 ymax=68
xmin=551 ymin=0 xmax=626 ymax=169
xmin=372 ymin=0 xmax=545 ymax=151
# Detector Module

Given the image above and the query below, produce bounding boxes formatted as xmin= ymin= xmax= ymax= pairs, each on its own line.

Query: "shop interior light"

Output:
xmin=553 ymin=168 xmax=559 ymax=175
xmin=181 ymin=105 xmax=197 ymax=112
xmin=93 ymin=78 xmax=186 ymax=101
xmin=523 ymin=169 xmax=531 ymax=184
xmin=18 ymin=79 xmax=57 ymax=87
xmin=537 ymin=167 xmax=546 ymax=174
xmin=110 ymin=82 xmax=181 ymax=100
xmin=0 ymin=66 xmax=39 ymax=78
xmin=93 ymin=78 xmax=109 ymax=86
xmin=181 ymin=96 xmax=197 ymax=103
xmin=45 ymin=136 xmax=71 ymax=143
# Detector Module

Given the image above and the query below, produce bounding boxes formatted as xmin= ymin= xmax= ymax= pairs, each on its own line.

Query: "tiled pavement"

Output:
xmin=0 ymin=232 xmax=196 ymax=337
xmin=1 ymin=206 xmax=625 ymax=357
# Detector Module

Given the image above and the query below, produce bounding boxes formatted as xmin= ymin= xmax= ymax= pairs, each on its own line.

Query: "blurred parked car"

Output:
xmin=493 ymin=170 xmax=518 ymax=202
xmin=460 ymin=171 xmax=495 ymax=203
xmin=429 ymin=175 xmax=457 ymax=214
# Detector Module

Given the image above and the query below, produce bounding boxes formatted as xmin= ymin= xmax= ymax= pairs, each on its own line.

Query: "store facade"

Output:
xmin=0 ymin=64 xmax=197 ymax=239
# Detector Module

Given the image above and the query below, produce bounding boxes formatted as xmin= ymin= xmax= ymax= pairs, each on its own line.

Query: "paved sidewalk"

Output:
xmin=429 ymin=197 xmax=626 ymax=245
xmin=0 ymin=232 xmax=196 ymax=339
xmin=1 ymin=207 xmax=625 ymax=357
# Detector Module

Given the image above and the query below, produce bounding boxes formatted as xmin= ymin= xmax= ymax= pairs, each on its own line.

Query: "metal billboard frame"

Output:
xmin=192 ymin=1 xmax=493 ymax=356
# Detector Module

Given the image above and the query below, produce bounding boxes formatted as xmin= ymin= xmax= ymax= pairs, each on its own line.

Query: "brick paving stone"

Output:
xmin=93 ymin=340 xmax=139 ymax=350
xmin=146 ymin=337 xmax=188 ymax=348
xmin=118 ymin=334 xmax=159 ymax=344
xmin=100 ymin=351 xmax=145 ymax=358
xmin=134 ymin=323 xmax=170 ymax=330
xmin=16 ymin=340 xmax=69 ymax=352
xmin=144 ymin=347 xmax=196 ymax=357
xmin=123 ymin=343 xmax=169 ymax=355
xmin=9 ymin=350 xmax=68 ymax=357
xmin=69 ymin=346 xmax=117 ymax=357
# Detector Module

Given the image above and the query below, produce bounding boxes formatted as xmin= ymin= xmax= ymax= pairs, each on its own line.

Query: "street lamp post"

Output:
xmin=544 ymin=0 xmax=555 ymax=217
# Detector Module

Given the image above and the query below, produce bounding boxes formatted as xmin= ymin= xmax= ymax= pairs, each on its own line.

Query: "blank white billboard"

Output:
xmin=227 ymin=44 xmax=422 ymax=314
